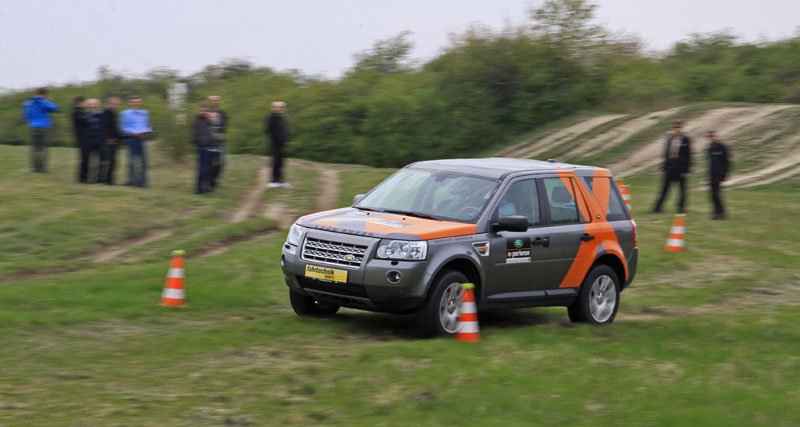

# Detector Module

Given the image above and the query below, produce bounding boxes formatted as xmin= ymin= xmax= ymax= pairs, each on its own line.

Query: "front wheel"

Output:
xmin=415 ymin=270 xmax=468 ymax=338
xmin=568 ymin=265 xmax=620 ymax=325
xmin=289 ymin=289 xmax=340 ymax=317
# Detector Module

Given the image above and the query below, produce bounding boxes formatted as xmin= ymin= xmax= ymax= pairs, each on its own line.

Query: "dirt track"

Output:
xmin=611 ymin=105 xmax=794 ymax=178
xmin=500 ymin=114 xmax=627 ymax=159
xmin=561 ymin=107 xmax=683 ymax=160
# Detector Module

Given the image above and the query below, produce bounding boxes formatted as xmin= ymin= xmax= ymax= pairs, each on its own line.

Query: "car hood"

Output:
xmin=296 ymin=208 xmax=478 ymax=240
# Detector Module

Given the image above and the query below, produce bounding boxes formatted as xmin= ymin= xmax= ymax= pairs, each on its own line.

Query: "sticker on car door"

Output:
xmin=506 ymin=237 xmax=532 ymax=263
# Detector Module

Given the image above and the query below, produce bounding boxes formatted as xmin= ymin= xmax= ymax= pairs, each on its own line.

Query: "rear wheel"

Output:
xmin=415 ymin=270 xmax=468 ymax=338
xmin=568 ymin=265 xmax=620 ymax=325
xmin=289 ymin=289 xmax=340 ymax=317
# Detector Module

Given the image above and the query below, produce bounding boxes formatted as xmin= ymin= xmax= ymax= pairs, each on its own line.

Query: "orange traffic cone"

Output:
xmin=456 ymin=283 xmax=480 ymax=342
xmin=160 ymin=250 xmax=187 ymax=307
xmin=619 ymin=183 xmax=633 ymax=215
xmin=665 ymin=214 xmax=686 ymax=252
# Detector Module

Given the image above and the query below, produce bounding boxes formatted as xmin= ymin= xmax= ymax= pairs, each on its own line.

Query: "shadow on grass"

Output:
xmin=329 ymin=308 xmax=564 ymax=340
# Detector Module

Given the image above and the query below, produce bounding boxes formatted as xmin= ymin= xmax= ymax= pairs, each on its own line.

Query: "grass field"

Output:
xmin=1 ymin=142 xmax=799 ymax=425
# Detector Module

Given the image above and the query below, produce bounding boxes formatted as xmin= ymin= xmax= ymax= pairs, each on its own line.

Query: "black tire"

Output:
xmin=289 ymin=289 xmax=340 ymax=317
xmin=415 ymin=270 xmax=469 ymax=338
xmin=567 ymin=264 xmax=620 ymax=325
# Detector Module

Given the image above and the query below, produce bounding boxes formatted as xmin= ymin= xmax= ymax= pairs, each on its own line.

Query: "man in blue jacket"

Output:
xmin=120 ymin=96 xmax=152 ymax=187
xmin=22 ymin=88 xmax=59 ymax=173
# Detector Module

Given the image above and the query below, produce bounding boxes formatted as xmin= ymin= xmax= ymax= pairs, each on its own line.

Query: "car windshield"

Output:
xmin=355 ymin=169 xmax=499 ymax=222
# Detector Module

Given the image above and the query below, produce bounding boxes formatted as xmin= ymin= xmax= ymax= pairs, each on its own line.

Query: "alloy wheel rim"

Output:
xmin=439 ymin=282 xmax=463 ymax=333
xmin=589 ymin=275 xmax=617 ymax=323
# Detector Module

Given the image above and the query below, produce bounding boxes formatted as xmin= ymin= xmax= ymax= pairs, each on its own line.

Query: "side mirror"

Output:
xmin=352 ymin=194 xmax=366 ymax=205
xmin=492 ymin=215 xmax=529 ymax=233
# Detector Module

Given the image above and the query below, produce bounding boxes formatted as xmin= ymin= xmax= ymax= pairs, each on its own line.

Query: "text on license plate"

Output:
xmin=305 ymin=264 xmax=348 ymax=283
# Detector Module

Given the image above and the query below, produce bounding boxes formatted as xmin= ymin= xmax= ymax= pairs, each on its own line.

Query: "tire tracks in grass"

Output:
xmin=612 ymin=105 xmax=793 ymax=178
xmin=501 ymin=114 xmax=627 ymax=159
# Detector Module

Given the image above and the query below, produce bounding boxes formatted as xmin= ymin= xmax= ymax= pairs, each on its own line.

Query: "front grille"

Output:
xmin=302 ymin=237 xmax=368 ymax=267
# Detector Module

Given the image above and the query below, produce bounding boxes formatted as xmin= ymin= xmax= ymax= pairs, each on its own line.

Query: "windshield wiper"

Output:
xmin=379 ymin=209 xmax=438 ymax=220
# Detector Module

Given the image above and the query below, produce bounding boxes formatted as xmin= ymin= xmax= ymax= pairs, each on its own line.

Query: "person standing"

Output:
xmin=120 ymin=96 xmax=152 ymax=187
xmin=652 ymin=121 xmax=692 ymax=213
xmin=100 ymin=98 xmax=122 ymax=184
xmin=706 ymin=130 xmax=731 ymax=220
xmin=207 ymin=110 xmax=225 ymax=191
xmin=22 ymin=88 xmax=59 ymax=173
xmin=72 ymin=96 xmax=91 ymax=183
xmin=85 ymin=99 xmax=105 ymax=183
xmin=207 ymin=95 xmax=228 ymax=181
xmin=265 ymin=101 xmax=289 ymax=188
xmin=191 ymin=107 xmax=214 ymax=194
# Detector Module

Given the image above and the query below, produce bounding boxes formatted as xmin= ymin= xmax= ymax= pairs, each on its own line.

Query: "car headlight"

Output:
xmin=376 ymin=240 xmax=428 ymax=261
xmin=286 ymin=223 xmax=305 ymax=247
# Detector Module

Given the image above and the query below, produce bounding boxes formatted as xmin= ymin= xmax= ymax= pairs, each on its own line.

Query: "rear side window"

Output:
xmin=542 ymin=178 xmax=582 ymax=224
xmin=497 ymin=179 xmax=541 ymax=226
xmin=582 ymin=177 xmax=628 ymax=221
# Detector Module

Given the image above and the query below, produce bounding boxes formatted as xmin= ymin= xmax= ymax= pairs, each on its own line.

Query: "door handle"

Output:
xmin=533 ymin=237 xmax=550 ymax=248
xmin=580 ymin=233 xmax=595 ymax=242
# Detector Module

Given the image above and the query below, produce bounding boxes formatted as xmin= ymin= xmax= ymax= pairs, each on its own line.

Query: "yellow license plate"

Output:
xmin=305 ymin=264 xmax=348 ymax=284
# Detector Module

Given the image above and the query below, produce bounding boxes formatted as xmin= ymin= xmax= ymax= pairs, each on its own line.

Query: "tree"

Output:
xmin=353 ymin=31 xmax=415 ymax=75
xmin=528 ymin=0 xmax=605 ymax=59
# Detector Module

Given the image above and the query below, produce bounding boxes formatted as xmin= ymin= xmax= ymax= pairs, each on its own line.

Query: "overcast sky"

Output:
xmin=1 ymin=0 xmax=798 ymax=90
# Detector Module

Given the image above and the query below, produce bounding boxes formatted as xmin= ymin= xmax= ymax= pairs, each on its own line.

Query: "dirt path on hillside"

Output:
xmin=726 ymin=144 xmax=800 ymax=188
xmin=561 ymin=107 xmax=683 ymax=160
xmin=612 ymin=105 xmax=793 ymax=178
xmin=228 ymin=166 xmax=268 ymax=223
xmin=260 ymin=159 xmax=341 ymax=228
xmin=88 ymin=229 xmax=173 ymax=263
xmin=500 ymin=114 xmax=627 ymax=159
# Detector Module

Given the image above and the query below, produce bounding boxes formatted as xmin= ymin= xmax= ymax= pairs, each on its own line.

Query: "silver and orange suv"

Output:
xmin=281 ymin=158 xmax=637 ymax=337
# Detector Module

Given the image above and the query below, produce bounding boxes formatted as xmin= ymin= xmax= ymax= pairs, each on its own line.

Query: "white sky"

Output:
xmin=1 ymin=0 xmax=798 ymax=90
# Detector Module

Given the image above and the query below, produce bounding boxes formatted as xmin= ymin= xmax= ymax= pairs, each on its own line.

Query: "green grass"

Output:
xmin=2 ymin=144 xmax=800 ymax=425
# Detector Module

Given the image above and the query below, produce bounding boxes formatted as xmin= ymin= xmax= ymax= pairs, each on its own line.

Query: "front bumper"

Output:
xmin=281 ymin=229 xmax=431 ymax=313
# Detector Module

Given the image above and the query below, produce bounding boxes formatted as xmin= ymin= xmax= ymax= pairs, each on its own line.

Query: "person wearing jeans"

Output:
xmin=22 ymin=88 xmax=59 ymax=173
xmin=120 ymin=96 xmax=151 ymax=187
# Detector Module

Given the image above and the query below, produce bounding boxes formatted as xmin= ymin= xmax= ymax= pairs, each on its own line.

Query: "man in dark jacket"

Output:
xmin=706 ymin=130 xmax=731 ymax=220
xmin=100 ymin=98 xmax=122 ymax=184
xmin=265 ymin=101 xmax=289 ymax=188
xmin=71 ymin=96 xmax=91 ymax=183
xmin=653 ymin=121 xmax=692 ymax=213
xmin=22 ymin=88 xmax=59 ymax=173
xmin=84 ymin=99 xmax=105 ymax=183
xmin=207 ymin=95 xmax=228 ymax=184
xmin=192 ymin=107 xmax=214 ymax=194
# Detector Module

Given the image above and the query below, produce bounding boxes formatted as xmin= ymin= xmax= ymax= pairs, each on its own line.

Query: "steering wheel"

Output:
xmin=460 ymin=205 xmax=481 ymax=217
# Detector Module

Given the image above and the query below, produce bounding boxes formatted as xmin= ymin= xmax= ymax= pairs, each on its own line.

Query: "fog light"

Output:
xmin=386 ymin=270 xmax=402 ymax=284
xmin=280 ymin=255 xmax=286 ymax=267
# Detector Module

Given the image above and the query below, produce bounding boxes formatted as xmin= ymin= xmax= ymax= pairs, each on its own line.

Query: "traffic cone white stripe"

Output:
xmin=671 ymin=226 xmax=685 ymax=234
xmin=168 ymin=268 xmax=184 ymax=278
xmin=460 ymin=302 xmax=477 ymax=313
xmin=666 ymin=239 xmax=685 ymax=247
xmin=162 ymin=288 xmax=185 ymax=299
xmin=458 ymin=322 xmax=480 ymax=334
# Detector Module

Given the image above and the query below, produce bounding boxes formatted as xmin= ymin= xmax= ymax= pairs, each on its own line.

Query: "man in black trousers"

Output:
xmin=100 ymin=98 xmax=122 ymax=184
xmin=653 ymin=121 xmax=692 ymax=213
xmin=265 ymin=101 xmax=289 ymax=188
xmin=71 ymin=96 xmax=91 ymax=183
xmin=706 ymin=130 xmax=731 ymax=220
